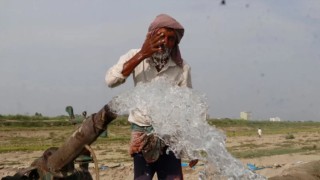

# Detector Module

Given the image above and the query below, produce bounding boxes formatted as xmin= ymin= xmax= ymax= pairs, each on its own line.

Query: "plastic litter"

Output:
xmin=247 ymin=163 xmax=265 ymax=171
xmin=100 ymin=165 xmax=108 ymax=170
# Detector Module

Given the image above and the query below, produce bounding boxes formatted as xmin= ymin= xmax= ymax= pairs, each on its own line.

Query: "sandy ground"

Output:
xmin=1 ymin=132 xmax=320 ymax=179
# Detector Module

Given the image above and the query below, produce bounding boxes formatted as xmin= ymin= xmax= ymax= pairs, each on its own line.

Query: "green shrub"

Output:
xmin=285 ymin=133 xmax=295 ymax=139
xmin=110 ymin=116 xmax=130 ymax=126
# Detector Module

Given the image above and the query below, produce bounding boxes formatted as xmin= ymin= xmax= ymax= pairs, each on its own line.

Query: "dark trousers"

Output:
xmin=133 ymin=151 xmax=183 ymax=180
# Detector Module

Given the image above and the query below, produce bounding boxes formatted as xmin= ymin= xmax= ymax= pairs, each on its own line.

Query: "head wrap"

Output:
xmin=148 ymin=14 xmax=184 ymax=67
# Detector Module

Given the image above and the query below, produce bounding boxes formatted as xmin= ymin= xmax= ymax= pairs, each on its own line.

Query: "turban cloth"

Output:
xmin=148 ymin=14 xmax=184 ymax=67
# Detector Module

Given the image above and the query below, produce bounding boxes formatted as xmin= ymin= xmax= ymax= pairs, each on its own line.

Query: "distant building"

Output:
xmin=240 ymin=111 xmax=251 ymax=120
xmin=270 ymin=117 xmax=281 ymax=122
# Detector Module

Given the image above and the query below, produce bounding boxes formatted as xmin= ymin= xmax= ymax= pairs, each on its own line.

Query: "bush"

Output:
xmin=285 ymin=133 xmax=295 ymax=139
xmin=110 ymin=116 xmax=130 ymax=126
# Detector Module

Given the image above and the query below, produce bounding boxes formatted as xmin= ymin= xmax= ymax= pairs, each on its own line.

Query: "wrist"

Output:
xmin=137 ymin=50 xmax=149 ymax=61
xmin=137 ymin=53 xmax=145 ymax=61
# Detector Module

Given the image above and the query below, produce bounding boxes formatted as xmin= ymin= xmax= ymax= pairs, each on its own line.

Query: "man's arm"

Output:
xmin=121 ymin=52 xmax=145 ymax=77
xmin=105 ymin=50 xmax=138 ymax=88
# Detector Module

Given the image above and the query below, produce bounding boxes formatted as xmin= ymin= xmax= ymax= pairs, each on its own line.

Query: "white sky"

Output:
xmin=1 ymin=0 xmax=319 ymax=121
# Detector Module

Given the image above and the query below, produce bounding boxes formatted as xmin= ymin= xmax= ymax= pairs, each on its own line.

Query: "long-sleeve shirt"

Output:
xmin=105 ymin=49 xmax=192 ymax=126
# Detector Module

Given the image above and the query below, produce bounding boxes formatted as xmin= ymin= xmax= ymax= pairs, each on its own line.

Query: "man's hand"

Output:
xmin=121 ymin=31 xmax=165 ymax=77
xmin=122 ymin=30 xmax=165 ymax=77
xmin=139 ymin=31 xmax=165 ymax=59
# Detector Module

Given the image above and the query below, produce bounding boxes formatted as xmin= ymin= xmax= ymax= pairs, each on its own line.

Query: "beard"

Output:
xmin=152 ymin=46 xmax=172 ymax=61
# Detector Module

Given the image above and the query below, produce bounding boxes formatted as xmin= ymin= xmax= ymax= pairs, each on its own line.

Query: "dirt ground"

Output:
xmin=1 ymin=131 xmax=320 ymax=179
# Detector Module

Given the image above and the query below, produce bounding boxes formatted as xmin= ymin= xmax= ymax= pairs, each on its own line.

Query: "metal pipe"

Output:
xmin=46 ymin=104 xmax=117 ymax=173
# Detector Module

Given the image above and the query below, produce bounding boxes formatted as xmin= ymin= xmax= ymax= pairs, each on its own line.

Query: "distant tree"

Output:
xmin=35 ymin=112 xmax=42 ymax=117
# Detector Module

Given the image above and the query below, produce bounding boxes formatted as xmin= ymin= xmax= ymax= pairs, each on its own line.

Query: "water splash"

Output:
xmin=109 ymin=77 xmax=266 ymax=180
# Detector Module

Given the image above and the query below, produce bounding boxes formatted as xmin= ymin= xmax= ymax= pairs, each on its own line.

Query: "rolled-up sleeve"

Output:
xmin=179 ymin=63 xmax=192 ymax=88
xmin=105 ymin=49 xmax=139 ymax=88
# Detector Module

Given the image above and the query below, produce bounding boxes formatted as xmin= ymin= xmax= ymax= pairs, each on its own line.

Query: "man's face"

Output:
xmin=152 ymin=27 xmax=177 ymax=60
xmin=157 ymin=27 xmax=177 ymax=49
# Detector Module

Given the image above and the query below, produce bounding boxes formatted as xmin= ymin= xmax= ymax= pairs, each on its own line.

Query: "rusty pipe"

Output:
xmin=46 ymin=104 xmax=117 ymax=173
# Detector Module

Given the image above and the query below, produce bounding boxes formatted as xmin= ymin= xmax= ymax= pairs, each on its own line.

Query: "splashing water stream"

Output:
xmin=109 ymin=78 xmax=266 ymax=180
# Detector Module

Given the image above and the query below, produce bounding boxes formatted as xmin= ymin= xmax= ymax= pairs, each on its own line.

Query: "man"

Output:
xmin=258 ymin=128 xmax=262 ymax=138
xmin=105 ymin=14 xmax=194 ymax=180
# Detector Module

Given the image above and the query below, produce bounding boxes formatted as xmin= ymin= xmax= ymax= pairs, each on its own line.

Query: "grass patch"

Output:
xmin=301 ymin=145 xmax=317 ymax=150
xmin=0 ymin=161 xmax=21 ymax=166
xmin=0 ymin=145 xmax=54 ymax=153
xmin=275 ymin=142 xmax=295 ymax=148
xmin=228 ymin=143 xmax=261 ymax=151
xmin=285 ymin=133 xmax=295 ymax=139
xmin=231 ymin=147 xmax=320 ymax=159
xmin=208 ymin=119 xmax=320 ymax=137
xmin=2 ymin=117 xmax=320 ymax=162
xmin=100 ymin=157 xmax=132 ymax=163
xmin=232 ymin=148 xmax=301 ymax=158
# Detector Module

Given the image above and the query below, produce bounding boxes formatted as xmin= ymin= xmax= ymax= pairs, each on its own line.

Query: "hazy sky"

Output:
xmin=1 ymin=0 xmax=319 ymax=121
